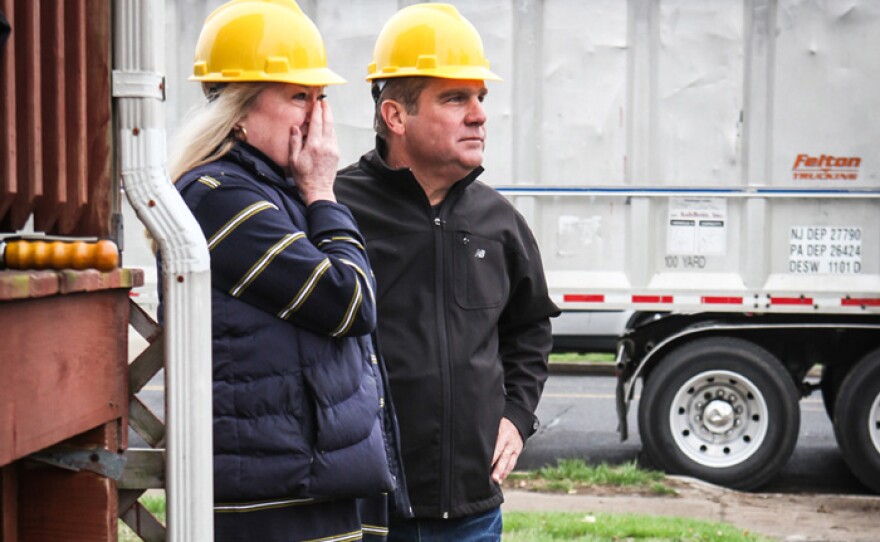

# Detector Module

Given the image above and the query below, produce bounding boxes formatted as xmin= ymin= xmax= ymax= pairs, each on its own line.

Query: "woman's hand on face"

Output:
xmin=289 ymin=100 xmax=339 ymax=205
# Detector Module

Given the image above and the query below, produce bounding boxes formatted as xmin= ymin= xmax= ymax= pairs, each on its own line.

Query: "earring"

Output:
xmin=233 ymin=125 xmax=248 ymax=142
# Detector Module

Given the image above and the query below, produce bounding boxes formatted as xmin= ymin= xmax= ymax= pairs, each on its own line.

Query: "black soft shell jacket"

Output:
xmin=336 ymin=143 xmax=559 ymax=519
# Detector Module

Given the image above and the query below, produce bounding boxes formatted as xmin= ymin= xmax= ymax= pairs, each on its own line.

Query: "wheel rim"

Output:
xmin=670 ymin=370 xmax=769 ymax=468
xmin=870 ymin=390 xmax=880 ymax=454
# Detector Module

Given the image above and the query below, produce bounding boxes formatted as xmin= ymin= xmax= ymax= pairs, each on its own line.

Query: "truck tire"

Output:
xmin=638 ymin=336 xmax=800 ymax=490
xmin=833 ymin=348 xmax=880 ymax=494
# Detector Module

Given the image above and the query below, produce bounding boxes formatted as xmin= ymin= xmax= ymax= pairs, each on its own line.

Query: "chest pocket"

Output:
xmin=452 ymin=231 xmax=508 ymax=310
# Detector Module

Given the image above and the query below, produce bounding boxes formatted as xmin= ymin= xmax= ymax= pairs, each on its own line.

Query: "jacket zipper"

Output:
xmin=432 ymin=212 xmax=454 ymax=519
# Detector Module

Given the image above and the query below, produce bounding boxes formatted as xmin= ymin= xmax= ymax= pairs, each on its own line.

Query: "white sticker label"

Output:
xmin=667 ymin=198 xmax=727 ymax=256
xmin=557 ymin=215 xmax=602 ymax=257
xmin=789 ymin=226 xmax=862 ymax=274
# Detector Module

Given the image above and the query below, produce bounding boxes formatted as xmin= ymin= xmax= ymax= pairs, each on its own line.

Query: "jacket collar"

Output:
xmin=226 ymin=142 xmax=293 ymax=190
xmin=361 ymin=136 xmax=484 ymax=198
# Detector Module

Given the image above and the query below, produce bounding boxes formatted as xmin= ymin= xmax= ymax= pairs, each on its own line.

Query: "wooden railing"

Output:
xmin=0 ymin=0 xmax=112 ymax=237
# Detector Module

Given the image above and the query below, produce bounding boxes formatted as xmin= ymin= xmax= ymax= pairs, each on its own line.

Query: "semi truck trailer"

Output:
xmin=492 ymin=1 xmax=880 ymax=491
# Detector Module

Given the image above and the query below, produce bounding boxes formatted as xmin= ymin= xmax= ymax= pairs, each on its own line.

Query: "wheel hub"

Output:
xmin=670 ymin=370 xmax=769 ymax=468
xmin=703 ymin=399 xmax=735 ymax=433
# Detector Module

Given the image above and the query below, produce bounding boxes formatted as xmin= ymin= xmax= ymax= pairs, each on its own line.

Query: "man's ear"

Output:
xmin=380 ymin=100 xmax=407 ymax=136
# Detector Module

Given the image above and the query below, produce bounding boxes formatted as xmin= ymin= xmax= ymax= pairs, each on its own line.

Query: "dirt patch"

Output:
xmin=502 ymin=476 xmax=880 ymax=541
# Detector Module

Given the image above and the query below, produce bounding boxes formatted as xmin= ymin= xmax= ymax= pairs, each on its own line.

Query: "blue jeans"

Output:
xmin=387 ymin=507 xmax=502 ymax=542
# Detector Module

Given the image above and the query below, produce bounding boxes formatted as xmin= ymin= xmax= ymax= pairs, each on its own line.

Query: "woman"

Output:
xmin=168 ymin=1 xmax=409 ymax=540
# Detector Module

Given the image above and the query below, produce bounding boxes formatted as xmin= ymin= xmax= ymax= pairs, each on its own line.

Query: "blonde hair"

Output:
xmin=168 ymin=82 xmax=267 ymax=182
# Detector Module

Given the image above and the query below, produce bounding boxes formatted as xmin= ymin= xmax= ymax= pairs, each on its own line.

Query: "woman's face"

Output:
xmin=240 ymin=83 xmax=326 ymax=171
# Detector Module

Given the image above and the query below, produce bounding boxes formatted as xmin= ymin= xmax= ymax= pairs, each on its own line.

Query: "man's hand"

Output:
xmin=491 ymin=417 xmax=523 ymax=484
xmin=289 ymin=100 xmax=338 ymax=205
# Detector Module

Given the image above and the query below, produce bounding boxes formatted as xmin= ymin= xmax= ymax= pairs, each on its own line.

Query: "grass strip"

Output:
xmin=502 ymin=511 xmax=771 ymax=541
xmin=510 ymin=459 xmax=675 ymax=496
xmin=550 ymin=352 xmax=616 ymax=363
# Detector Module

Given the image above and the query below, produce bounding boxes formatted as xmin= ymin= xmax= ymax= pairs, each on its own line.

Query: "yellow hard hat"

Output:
xmin=366 ymin=3 xmax=501 ymax=82
xmin=191 ymin=0 xmax=345 ymax=86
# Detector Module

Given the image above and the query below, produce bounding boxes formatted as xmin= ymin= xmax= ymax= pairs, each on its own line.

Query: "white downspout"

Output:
xmin=113 ymin=1 xmax=214 ymax=540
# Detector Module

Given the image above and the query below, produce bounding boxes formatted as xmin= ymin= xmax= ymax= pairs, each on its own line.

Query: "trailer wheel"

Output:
xmin=833 ymin=348 xmax=880 ymax=494
xmin=638 ymin=337 xmax=800 ymax=490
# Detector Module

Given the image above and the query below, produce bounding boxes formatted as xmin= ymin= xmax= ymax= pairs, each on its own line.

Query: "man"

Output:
xmin=336 ymin=4 xmax=559 ymax=540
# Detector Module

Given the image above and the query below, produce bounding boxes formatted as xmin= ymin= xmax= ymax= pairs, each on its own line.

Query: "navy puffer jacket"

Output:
xmin=174 ymin=143 xmax=408 ymax=507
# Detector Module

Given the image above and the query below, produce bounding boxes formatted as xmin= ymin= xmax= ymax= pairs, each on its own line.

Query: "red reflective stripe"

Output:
xmin=769 ymin=297 xmax=813 ymax=305
xmin=701 ymin=296 xmax=743 ymax=304
xmin=841 ymin=298 xmax=880 ymax=307
xmin=632 ymin=295 xmax=673 ymax=304
xmin=563 ymin=294 xmax=605 ymax=303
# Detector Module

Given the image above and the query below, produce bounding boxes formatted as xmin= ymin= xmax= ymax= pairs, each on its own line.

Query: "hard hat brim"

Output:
xmin=366 ymin=65 xmax=501 ymax=83
xmin=192 ymin=67 xmax=347 ymax=86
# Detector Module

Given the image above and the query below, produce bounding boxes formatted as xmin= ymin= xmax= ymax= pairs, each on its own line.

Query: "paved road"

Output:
xmin=133 ymin=371 xmax=872 ymax=495
xmin=519 ymin=373 xmax=872 ymax=495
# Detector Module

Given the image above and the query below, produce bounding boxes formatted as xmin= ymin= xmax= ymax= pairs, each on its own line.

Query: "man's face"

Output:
xmin=401 ymin=78 xmax=488 ymax=180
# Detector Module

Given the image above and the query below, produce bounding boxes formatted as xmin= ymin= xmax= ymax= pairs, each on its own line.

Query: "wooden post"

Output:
xmin=17 ymin=426 xmax=119 ymax=542
xmin=1 ymin=465 xmax=19 ymax=541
